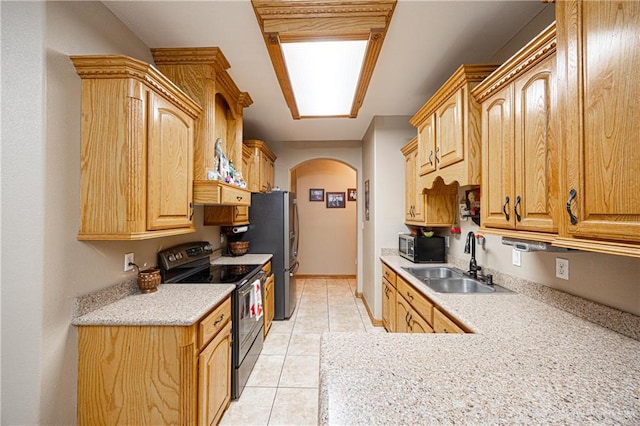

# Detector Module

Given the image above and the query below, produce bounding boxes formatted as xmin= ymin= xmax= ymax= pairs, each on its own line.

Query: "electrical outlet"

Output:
xmin=124 ymin=253 xmax=135 ymax=272
xmin=512 ymin=249 xmax=521 ymax=267
xmin=556 ymin=258 xmax=569 ymax=280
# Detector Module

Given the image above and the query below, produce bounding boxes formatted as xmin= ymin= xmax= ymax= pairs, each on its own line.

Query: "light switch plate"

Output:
xmin=512 ymin=249 xmax=521 ymax=267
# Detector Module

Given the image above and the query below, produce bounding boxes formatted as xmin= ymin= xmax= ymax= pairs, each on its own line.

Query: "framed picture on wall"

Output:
xmin=309 ymin=188 xmax=324 ymax=201
xmin=326 ymin=192 xmax=345 ymax=208
xmin=347 ymin=188 xmax=357 ymax=201
xmin=364 ymin=180 xmax=370 ymax=220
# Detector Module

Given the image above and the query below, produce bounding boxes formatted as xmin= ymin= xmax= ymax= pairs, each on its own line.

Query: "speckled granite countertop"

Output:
xmin=72 ymin=253 xmax=272 ymax=326
xmin=319 ymin=255 xmax=640 ymax=425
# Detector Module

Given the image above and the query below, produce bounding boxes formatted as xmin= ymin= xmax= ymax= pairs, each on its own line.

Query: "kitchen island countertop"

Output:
xmin=319 ymin=255 xmax=640 ymax=425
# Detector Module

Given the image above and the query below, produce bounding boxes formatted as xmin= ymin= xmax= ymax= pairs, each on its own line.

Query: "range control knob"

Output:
xmin=168 ymin=254 xmax=176 ymax=262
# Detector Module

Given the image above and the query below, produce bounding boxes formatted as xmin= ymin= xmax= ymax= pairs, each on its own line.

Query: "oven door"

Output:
xmin=236 ymin=272 xmax=265 ymax=363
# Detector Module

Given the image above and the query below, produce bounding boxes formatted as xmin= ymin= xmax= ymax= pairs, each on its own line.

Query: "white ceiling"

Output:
xmin=103 ymin=0 xmax=548 ymax=143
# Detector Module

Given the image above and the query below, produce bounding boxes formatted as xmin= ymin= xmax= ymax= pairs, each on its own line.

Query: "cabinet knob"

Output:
xmin=566 ymin=189 xmax=578 ymax=225
xmin=502 ymin=196 xmax=510 ymax=221
xmin=236 ymin=196 xmax=243 ymax=201
xmin=514 ymin=195 xmax=522 ymax=222
xmin=406 ymin=292 xmax=413 ymax=301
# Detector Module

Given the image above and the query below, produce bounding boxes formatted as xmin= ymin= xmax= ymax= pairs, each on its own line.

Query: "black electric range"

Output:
xmin=158 ymin=241 xmax=265 ymax=400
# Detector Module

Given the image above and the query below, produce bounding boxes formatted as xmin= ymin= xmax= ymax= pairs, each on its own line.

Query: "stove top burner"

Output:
xmin=172 ymin=264 xmax=262 ymax=285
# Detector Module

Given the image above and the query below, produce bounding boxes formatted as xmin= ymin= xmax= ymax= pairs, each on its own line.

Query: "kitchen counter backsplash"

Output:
xmin=446 ymin=255 xmax=639 ymax=340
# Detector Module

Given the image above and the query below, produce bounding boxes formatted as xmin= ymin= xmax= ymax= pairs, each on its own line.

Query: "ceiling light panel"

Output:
xmin=282 ymin=40 xmax=367 ymax=116
xmin=252 ymin=0 xmax=397 ymax=119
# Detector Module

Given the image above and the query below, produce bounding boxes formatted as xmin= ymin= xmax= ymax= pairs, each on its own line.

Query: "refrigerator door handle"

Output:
xmin=289 ymin=261 xmax=299 ymax=276
xmin=293 ymin=198 xmax=300 ymax=257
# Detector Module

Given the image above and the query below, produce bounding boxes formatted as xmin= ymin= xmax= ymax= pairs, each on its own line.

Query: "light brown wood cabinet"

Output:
xmin=410 ymin=64 xmax=499 ymax=188
xmin=203 ymin=206 xmax=250 ymax=226
xmin=555 ymin=0 xmax=640 ymax=257
xmin=71 ymin=55 xmax=201 ymax=240
xmin=381 ymin=262 xmax=397 ymax=332
xmin=382 ymin=262 xmax=467 ymax=335
xmin=401 ymin=138 xmax=458 ymax=227
xmin=78 ymin=296 xmax=232 ymax=426
xmin=263 ymin=261 xmax=275 ymax=338
xmin=473 ymin=24 xmax=559 ymax=240
xmin=243 ymin=139 xmax=277 ymax=193
xmin=433 ymin=307 xmax=465 ymax=334
xmin=151 ymin=47 xmax=253 ymax=206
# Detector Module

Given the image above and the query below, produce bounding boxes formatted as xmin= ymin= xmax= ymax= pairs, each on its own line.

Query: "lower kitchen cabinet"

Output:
xmin=381 ymin=261 xmax=467 ymax=335
xmin=262 ymin=261 xmax=275 ymax=338
xmin=382 ymin=262 xmax=397 ymax=332
xmin=396 ymin=295 xmax=433 ymax=333
xmin=77 ymin=296 xmax=232 ymax=426
xmin=433 ymin=307 xmax=465 ymax=334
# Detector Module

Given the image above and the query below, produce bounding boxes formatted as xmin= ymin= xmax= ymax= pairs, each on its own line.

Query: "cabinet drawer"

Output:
xmin=220 ymin=185 xmax=251 ymax=206
xmin=199 ymin=297 xmax=231 ymax=350
xmin=382 ymin=263 xmax=397 ymax=286
xmin=396 ymin=276 xmax=434 ymax=326
xmin=262 ymin=261 xmax=272 ymax=276
xmin=433 ymin=308 xmax=465 ymax=334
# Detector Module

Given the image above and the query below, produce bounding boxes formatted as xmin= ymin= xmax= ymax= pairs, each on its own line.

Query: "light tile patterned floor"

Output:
xmin=220 ymin=277 xmax=384 ymax=426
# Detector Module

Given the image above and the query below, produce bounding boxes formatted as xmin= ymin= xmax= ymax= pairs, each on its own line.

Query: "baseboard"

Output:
xmin=296 ymin=274 xmax=356 ymax=279
xmin=358 ymin=292 xmax=384 ymax=327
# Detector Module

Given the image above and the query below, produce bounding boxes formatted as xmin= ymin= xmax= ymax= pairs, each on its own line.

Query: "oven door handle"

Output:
xmin=238 ymin=271 xmax=266 ymax=297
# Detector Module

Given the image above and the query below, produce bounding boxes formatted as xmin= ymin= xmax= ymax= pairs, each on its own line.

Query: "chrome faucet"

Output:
xmin=464 ymin=231 xmax=481 ymax=279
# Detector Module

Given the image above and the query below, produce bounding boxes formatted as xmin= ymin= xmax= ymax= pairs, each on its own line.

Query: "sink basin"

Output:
xmin=401 ymin=266 xmax=462 ymax=279
xmin=425 ymin=278 xmax=496 ymax=293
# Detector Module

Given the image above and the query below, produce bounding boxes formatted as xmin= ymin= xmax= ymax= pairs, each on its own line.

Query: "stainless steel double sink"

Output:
xmin=401 ymin=266 xmax=512 ymax=294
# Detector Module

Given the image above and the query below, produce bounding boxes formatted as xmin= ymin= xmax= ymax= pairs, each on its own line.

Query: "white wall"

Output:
xmin=362 ymin=116 xmax=414 ymax=318
xmin=2 ymin=2 xmax=223 ymax=423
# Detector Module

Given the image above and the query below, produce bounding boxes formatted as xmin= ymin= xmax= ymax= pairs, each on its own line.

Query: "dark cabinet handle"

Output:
xmin=406 ymin=292 xmax=414 ymax=301
xmin=567 ymin=189 xmax=578 ymax=225
xmin=428 ymin=150 xmax=433 ymax=166
xmin=213 ymin=314 xmax=225 ymax=327
xmin=189 ymin=202 xmax=194 ymax=221
xmin=236 ymin=196 xmax=243 ymax=201
xmin=502 ymin=196 xmax=510 ymax=221
xmin=435 ymin=146 xmax=440 ymax=163
xmin=514 ymin=195 xmax=522 ymax=222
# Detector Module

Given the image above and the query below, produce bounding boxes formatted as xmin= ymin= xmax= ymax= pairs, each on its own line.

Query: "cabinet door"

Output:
xmin=418 ymin=114 xmax=436 ymax=176
xmin=395 ymin=295 xmax=411 ymax=333
xmin=410 ymin=149 xmax=425 ymax=222
xmin=147 ymin=91 xmax=194 ymax=230
xmin=382 ymin=279 xmax=396 ymax=332
xmin=436 ymin=88 xmax=464 ymax=169
xmin=199 ymin=321 xmax=232 ymax=426
xmin=404 ymin=151 xmax=416 ymax=221
xmin=408 ymin=310 xmax=433 ymax=334
xmin=433 ymin=308 xmax=464 ymax=334
xmin=514 ymin=56 xmax=557 ymax=233
xmin=481 ymin=84 xmax=514 ymax=229
xmin=558 ymin=0 xmax=640 ymax=243
xmin=264 ymin=274 xmax=275 ymax=337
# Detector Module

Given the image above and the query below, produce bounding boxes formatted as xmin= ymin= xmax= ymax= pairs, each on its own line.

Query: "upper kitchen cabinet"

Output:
xmin=401 ymin=138 xmax=457 ymax=227
xmin=71 ymin=55 xmax=201 ymax=240
xmin=151 ymin=47 xmax=253 ymax=205
xmin=243 ymin=139 xmax=276 ymax=193
xmin=555 ymin=0 xmax=640 ymax=257
xmin=409 ymin=64 xmax=499 ymax=189
xmin=472 ymin=24 xmax=559 ymax=241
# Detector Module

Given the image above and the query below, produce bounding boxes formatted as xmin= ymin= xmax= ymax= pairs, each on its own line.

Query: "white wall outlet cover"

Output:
xmin=556 ymin=258 xmax=569 ymax=280
xmin=512 ymin=248 xmax=521 ymax=267
xmin=124 ymin=253 xmax=135 ymax=272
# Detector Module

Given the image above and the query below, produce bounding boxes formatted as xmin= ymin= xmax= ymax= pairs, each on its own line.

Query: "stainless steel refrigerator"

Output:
xmin=243 ymin=191 xmax=299 ymax=319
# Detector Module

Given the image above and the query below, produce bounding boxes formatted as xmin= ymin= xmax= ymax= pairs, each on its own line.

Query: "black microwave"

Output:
xmin=399 ymin=234 xmax=446 ymax=263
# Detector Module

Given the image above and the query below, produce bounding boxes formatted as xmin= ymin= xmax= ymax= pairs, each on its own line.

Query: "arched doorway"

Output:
xmin=290 ymin=158 xmax=357 ymax=277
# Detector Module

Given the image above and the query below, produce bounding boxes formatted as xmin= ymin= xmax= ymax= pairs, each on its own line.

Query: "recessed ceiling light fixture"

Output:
xmin=252 ymin=0 xmax=397 ymax=119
